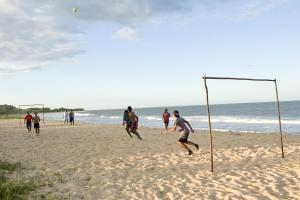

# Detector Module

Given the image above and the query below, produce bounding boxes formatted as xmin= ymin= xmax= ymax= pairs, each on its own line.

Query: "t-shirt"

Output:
xmin=24 ymin=115 xmax=33 ymax=123
xmin=175 ymin=117 xmax=190 ymax=134
xmin=163 ymin=112 xmax=170 ymax=121
xmin=33 ymin=116 xmax=40 ymax=124
xmin=64 ymin=112 xmax=68 ymax=119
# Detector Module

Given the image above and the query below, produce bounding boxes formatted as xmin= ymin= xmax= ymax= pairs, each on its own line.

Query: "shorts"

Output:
xmin=178 ymin=132 xmax=189 ymax=143
xmin=34 ymin=123 xmax=40 ymax=129
xmin=26 ymin=122 xmax=32 ymax=128
xmin=131 ymin=121 xmax=138 ymax=131
xmin=164 ymin=120 xmax=169 ymax=124
xmin=70 ymin=117 xmax=74 ymax=122
xmin=124 ymin=121 xmax=131 ymax=129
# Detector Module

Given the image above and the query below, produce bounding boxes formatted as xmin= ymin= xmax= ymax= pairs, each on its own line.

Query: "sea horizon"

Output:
xmin=45 ymin=100 xmax=300 ymax=134
xmin=85 ymin=100 xmax=300 ymax=112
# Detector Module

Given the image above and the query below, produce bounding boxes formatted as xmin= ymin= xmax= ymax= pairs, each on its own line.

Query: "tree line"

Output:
xmin=0 ymin=104 xmax=84 ymax=115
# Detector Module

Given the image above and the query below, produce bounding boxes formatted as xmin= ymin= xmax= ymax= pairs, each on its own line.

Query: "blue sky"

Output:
xmin=0 ymin=0 xmax=300 ymax=110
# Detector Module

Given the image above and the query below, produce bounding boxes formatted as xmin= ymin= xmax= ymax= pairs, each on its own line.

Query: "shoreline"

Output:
xmin=2 ymin=118 xmax=300 ymax=136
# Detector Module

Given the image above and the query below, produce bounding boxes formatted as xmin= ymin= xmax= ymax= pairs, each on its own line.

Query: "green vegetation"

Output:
xmin=0 ymin=160 xmax=61 ymax=200
xmin=0 ymin=104 xmax=84 ymax=116
xmin=0 ymin=161 xmax=22 ymax=172
xmin=0 ymin=114 xmax=20 ymax=120
xmin=0 ymin=160 xmax=35 ymax=200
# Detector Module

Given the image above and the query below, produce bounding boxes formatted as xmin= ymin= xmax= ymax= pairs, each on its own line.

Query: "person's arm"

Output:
xmin=135 ymin=115 xmax=139 ymax=123
xmin=167 ymin=123 xmax=178 ymax=132
xmin=133 ymin=112 xmax=138 ymax=122
xmin=185 ymin=120 xmax=194 ymax=133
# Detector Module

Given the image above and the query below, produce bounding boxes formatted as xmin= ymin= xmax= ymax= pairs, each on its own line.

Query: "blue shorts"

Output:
xmin=26 ymin=122 xmax=32 ymax=128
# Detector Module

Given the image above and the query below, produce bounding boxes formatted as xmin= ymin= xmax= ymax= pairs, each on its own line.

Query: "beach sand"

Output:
xmin=0 ymin=119 xmax=300 ymax=199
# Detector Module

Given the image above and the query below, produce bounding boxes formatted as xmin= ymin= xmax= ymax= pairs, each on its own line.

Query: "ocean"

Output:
xmin=45 ymin=101 xmax=300 ymax=134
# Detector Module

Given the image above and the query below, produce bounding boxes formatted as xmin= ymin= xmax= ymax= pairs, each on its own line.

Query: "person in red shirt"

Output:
xmin=24 ymin=111 xmax=33 ymax=133
xmin=162 ymin=109 xmax=171 ymax=131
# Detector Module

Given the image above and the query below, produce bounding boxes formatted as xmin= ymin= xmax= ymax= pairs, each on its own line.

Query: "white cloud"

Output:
xmin=0 ymin=0 xmax=292 ymax=73
xmin=199 ymin=0 xmax=293 ymax=20
xmin=113 ymin=26 xmax=138 ymax=41
xmin=0 ymin=0 xmax=190 ymax=73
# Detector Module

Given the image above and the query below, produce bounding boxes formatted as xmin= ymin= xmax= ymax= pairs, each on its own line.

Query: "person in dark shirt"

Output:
xmin=123 ymin=110 xmax=132 ymax=138
xmin=162 ymin=109 xmax=171 ymax=131
xmin=69 ymin=110 xmax=75 ymax=125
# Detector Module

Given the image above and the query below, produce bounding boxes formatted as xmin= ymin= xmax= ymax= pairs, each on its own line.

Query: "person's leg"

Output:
xmin=164 ymin=122 xmax=168 ymax=130
xmin=131 ymin=130 xmax=142 ymax=140
xmin=185 ymin=141 xmax=199 ymax=149
xmin=125 ymin=126 xmax=133 ymax=138
xmin=178 ymin=142 xmax=193 ymax=154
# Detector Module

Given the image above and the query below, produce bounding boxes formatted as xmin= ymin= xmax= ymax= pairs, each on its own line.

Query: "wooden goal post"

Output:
xmin=202 ymin=76 xmax=284 ymax=172
xmin=19 ymin=104 xmax=45 ymax=125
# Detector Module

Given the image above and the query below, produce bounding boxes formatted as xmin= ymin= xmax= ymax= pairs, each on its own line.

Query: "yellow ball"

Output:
xmin=72 ymin=8 xmax=77 ymax=13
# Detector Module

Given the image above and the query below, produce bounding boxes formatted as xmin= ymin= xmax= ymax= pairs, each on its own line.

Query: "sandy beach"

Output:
xmin=0 ymin=119 xmax=300 ymax=199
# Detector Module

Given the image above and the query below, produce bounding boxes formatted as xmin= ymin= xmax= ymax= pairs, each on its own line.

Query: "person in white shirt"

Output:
xmin=64 ymin=110 xmax=69 ymax=124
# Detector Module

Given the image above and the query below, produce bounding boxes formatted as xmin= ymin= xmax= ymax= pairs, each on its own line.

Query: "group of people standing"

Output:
xmin=63 ymin=110 xmax=75 ymax=125
xmin=123 ymin=107 xmax=199 ymax=155
xmin=24 ymin=111 xmax=41 ymax=135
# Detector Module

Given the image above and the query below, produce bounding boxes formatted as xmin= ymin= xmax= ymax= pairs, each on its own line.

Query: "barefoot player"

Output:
xmin=24 ymin=111 xmax=33 ymax=133
xmin=33 ymin=112 xmax=40 ymax=135
xmin=168 ymin=110 xmax=199 ymax=155
xmin=162 ymin=109 xmax=171 ymax=131
xmin=123 ymin=110 xmax=133 ymax=138
xmin=128 ymin=106 xmax=142 ymax=140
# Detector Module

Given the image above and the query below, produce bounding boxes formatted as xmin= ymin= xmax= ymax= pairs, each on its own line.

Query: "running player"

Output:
xmin=128 ymin=106 xmax=142 ymax=140
xmin=168 ymin=110 xmax=199 ymax=155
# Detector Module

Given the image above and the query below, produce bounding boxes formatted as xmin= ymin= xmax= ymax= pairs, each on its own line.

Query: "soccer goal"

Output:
xmin=202 ymin=76 xmax=284 ymax=172
xmin=19 ymin=104 xmax=45 ymax=125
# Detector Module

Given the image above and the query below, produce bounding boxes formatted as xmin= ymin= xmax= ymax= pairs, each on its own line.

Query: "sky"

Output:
xmin=0 ymin=0 xmax=300 ymax=110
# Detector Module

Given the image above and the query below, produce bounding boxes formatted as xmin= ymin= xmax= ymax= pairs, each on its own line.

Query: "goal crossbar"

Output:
xmin=202 ymin=76 xmax=284 ymax=172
